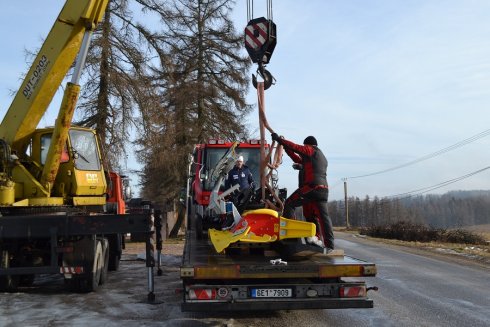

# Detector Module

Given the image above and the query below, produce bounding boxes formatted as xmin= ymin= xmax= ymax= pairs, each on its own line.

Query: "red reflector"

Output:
xmin=60 ymin=266 xmax=84 ymax=274
xmin=189 ymin=288 xmax=217 ymax=300
xmin=340 ymin=286 xmax=366 ymax=298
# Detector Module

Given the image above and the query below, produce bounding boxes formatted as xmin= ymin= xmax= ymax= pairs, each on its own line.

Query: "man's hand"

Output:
xmin=271 ymin=133 xmax=283 ymax=144
xmin=292 ymin=163 xmax=303 ymax=170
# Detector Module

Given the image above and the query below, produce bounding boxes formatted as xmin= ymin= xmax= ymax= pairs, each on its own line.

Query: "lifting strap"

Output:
xmin=257 ymin=82 xmax=284 ymax=212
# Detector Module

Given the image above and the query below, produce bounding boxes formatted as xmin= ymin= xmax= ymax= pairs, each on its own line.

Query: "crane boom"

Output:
xmin=0 ymin=0 xmax=108 ymax=150
xmin=0 ymin=0 xmax=110 ymax=207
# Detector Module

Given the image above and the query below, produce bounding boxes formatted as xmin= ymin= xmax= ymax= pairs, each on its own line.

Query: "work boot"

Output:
xmin=306 ymin=236 xmax=324 ymax=247
xmin=221 ymin=213 xmax=235 ymax=230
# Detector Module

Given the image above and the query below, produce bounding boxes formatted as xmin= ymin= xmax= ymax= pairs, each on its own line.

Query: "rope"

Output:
xmin=257 ymin=82 xmax=283 ymax=212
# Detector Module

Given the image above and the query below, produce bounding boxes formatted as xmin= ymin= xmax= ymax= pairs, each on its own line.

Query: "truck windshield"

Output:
xmin=69 ymin=130 xmax=101 ymax=171
xmin=204 ymin=147 xmax=261 ymax=191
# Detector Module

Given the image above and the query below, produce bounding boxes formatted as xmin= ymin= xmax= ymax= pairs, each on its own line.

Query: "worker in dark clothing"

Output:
xmin=225 ymin=155 xmax=255 ymax=212
xmin=271 ymin=133 xmax=334 ymax=250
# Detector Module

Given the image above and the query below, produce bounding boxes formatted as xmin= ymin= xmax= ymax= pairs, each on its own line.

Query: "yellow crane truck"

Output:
xmin=0 ymin=0 xmax=152 ymax=293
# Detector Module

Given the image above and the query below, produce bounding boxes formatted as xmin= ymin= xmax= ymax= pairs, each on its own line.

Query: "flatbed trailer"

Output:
xmin=180 ymin=230 xmax=377 ymax=312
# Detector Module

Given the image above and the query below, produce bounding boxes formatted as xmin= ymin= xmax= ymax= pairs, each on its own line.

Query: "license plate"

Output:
xmin=251 ymin=288 xmax=292 ymax=298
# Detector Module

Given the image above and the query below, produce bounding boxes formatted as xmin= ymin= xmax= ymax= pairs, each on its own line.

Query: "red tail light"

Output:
xmin=188 ymin=288 xmax=217 ymax=300
xmin=340 ymin=286 xmax=367 ymax=298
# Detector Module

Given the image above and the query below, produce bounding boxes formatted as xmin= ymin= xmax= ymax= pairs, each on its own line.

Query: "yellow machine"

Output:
xmin=0 ymin=0 xmax=109 ymax=209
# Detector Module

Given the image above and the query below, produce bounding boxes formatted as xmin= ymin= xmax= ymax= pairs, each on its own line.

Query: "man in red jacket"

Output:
xmin=271 ymin=133 xmax=334 ymax=250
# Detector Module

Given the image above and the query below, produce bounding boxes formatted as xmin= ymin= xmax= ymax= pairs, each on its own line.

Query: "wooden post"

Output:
xmin=343 ymin=179 xmax=350 ymax=228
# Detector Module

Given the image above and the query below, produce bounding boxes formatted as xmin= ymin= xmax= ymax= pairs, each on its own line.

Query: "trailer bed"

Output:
xmin=180 ymin=231 xmax=377 ymax=312
xmin=182 ymin=230 xmax=376 ymax=279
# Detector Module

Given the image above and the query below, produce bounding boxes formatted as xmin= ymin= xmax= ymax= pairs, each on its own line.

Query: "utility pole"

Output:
xmin=343 ymin=178 xmax=350 ymax=229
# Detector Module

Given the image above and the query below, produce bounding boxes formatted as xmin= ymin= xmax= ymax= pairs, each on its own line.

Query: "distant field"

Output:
xmin=462 ymin=224 xmax=490 ymax=232
xmin=461 ymin=224 xmax=490 ymax=241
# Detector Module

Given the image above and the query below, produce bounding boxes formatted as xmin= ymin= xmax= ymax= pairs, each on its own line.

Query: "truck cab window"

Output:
xmin=40 ymin=134 xmax=71 ymax=165
xmin=69 ymin=130 xmax=101 ymax=171
xmin=203 ymin=147 xmax=262 ymax=191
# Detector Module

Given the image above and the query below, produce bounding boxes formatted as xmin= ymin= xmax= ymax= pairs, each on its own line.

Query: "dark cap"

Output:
xmin=303 ymin=136 xmax=318 ymax=146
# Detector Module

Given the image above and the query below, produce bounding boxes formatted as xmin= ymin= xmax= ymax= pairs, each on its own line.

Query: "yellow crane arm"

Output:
xmin=0 ymin=0 xmax=109 ymax=150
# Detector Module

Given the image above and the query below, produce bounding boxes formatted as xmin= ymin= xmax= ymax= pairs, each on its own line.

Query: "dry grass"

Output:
xmin=339 ymin=224 xmax=490 ymax=264
xmin=460 ymin=224 xmax=490 ymax=242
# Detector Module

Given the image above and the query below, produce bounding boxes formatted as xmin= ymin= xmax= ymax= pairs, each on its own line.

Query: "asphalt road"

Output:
xmin=1 ymin=233 xmax=489 ymax=327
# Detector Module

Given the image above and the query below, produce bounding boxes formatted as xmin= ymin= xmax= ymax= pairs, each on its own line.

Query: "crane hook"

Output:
xmin=252 ymin=64 xmax=275 ymax=90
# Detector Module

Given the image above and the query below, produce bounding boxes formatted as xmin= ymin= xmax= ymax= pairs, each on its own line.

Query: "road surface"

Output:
xmin=1 ymin=233 xmax=489 ymax=326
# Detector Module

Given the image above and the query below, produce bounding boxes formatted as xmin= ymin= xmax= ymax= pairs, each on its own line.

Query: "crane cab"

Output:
xmin=1 ymin=126 xmax=107 ymax=209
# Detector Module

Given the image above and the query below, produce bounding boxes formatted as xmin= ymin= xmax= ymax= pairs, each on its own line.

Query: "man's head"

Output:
xmin=236 ymin=155 xmax=244 ymax=168
xmin=303 ymin=136 xmax=318 ymax=146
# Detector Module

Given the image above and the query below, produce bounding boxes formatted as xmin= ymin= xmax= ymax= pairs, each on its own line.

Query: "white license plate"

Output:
xmin=251 ymin=288 xmax=292 ymax=298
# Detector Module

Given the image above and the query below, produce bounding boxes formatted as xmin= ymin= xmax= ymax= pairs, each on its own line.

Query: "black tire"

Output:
xmin=77 ymin=240 xmax=103 ymax=292
xmin=0 ymin=275 xmax=19 ymax=292
xmin=0 ymin=250 xmax=19 ymax=292
xmin=108 ymin=254 xmax=120 ymax=271
xmin=99 ymin=239 xmax=109 ymax=285
xmin=18 ymin=274 xmax=35 ymax=287
xmin=108 ymin=234 xmax=122 ymax=271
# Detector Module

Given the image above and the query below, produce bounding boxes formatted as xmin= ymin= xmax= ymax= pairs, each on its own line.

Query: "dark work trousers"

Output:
xmin=283 ymin=185 xmax=334 ymax=250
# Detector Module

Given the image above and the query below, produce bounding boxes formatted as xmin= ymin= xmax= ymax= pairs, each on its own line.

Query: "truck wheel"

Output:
xmin=108 ymin=234 xmax=122 ymax=271
xmin=0 ymin=250 xmax=19 ymax=291
xmin=0 ymin=275 xmax=19 ymax=292
xmin=77 ymin=240 xmax=103 ymax=292
xmin=99 ymin=238 xmax=109 ymax=285
xmin=108 ymin=254 xmax=120 ymax=271
xmin=18 ymin=274 xmax=35 ymax=287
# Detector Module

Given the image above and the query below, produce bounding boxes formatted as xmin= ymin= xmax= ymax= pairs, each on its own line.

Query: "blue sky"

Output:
xmin=1 ymin=1 xmax=490 ymax=200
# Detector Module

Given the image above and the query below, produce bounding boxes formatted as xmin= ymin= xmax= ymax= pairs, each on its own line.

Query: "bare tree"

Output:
xmin=137 ymin=0 xmax=252 ymax=202
xmin=76 ymin=0 xmax=165 ymax=172
xmin=72 ymin=0 xmax=251 ymax=204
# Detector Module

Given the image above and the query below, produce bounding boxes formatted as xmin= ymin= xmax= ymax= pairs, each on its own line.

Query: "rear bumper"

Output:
xmin=182 ymin=298 xmax=373 ymax=312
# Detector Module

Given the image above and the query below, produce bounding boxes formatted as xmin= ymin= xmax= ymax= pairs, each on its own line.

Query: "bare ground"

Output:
xmin=1 ymin=234 xmax=488 ymax=327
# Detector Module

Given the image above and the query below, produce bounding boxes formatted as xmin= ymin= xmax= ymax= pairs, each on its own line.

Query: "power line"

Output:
xmin=384 ymin=165 xmax=490 ymax=200
xmin=346 ymin=128 xmax=490 ymax=179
